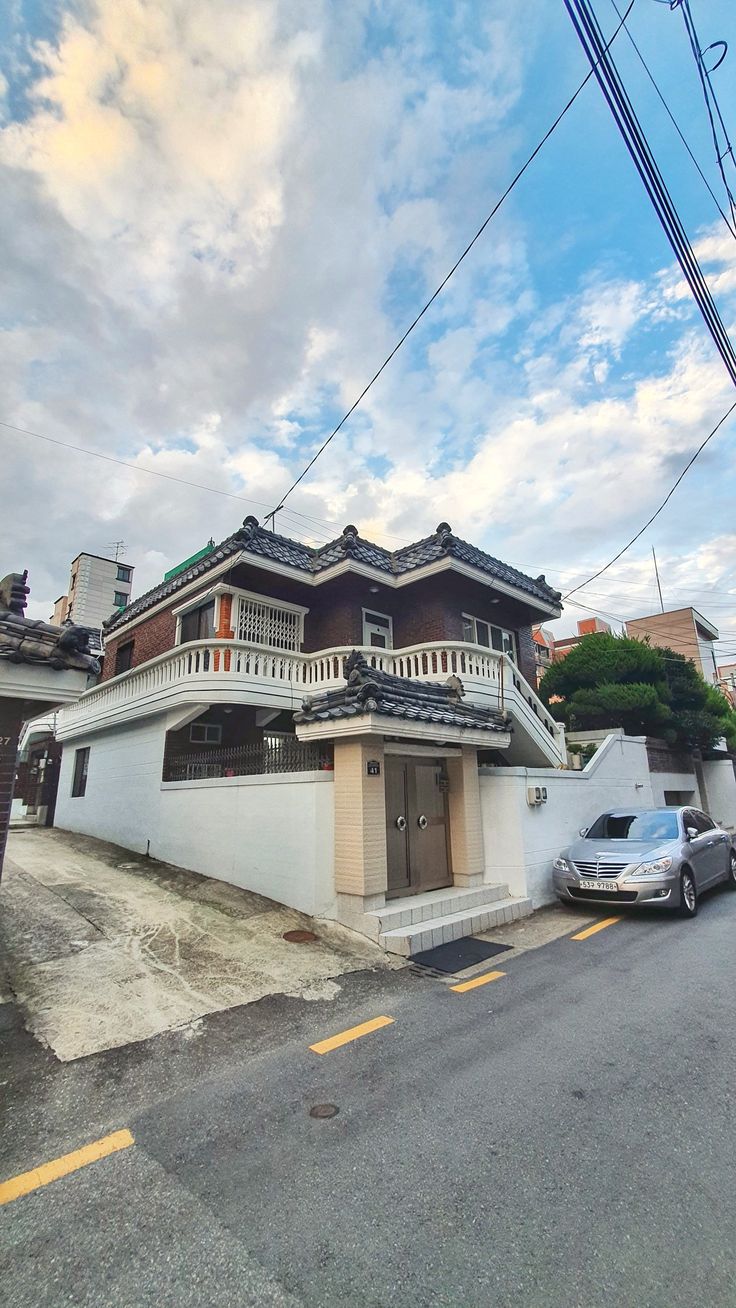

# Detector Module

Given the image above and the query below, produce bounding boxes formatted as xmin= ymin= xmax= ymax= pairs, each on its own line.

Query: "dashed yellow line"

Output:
xmin=450 ymin=970 xmax=506 ymax=993
xmin=0 ymin=1129 xmax=135 ymax=1206
xmin=310 ymin=1015 xmax=395 ymax=1054
xmin=571 ymin=916 xmax=622 ymax=941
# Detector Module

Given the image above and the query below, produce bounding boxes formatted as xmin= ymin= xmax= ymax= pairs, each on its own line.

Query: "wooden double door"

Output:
xmin=385 ymin=756 xmax=452 ymax=898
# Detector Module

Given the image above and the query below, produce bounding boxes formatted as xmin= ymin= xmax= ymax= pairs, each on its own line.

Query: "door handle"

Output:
xmin=417 ymin=814 xmax=428 ymax=830
xmin=396 ymin=815 xmax=407 ymax=831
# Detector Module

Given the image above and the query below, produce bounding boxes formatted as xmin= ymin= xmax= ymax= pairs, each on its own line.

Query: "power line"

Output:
xmin=610 ymin=0 xmax=736 ymax=237
xmin=562 ymin=397 xmax=736 ymax=601
xmin=564 ymin=0 xmax=736 ymax=387
xmin=678 ymin=0 xmax=736 ymax=232
xmin=261 ymin=0 xmax=637 ymax=527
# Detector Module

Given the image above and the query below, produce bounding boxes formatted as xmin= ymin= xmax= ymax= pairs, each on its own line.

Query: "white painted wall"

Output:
xmin=158 ymin=773 xmax=335 ymax=916
xmin=54 ymin=715 xmax=335 ymax=917
xmin=649 ymin=771 xmax=701 ymax=809
xmin=699 ymin=760 xmax=736 ymax=831
xmin=479 ymin=732 xmax=655 ymax=907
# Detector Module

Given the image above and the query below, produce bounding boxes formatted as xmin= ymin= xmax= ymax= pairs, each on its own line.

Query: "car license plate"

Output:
xmin=579 ymin=879 xmax=618 ymax=893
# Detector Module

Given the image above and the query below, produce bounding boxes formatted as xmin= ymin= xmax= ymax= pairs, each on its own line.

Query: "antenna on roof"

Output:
xmin=107 ymin=540 xmax=126 ymax=562
xmin=263 ymin=506 xmax=284 ymax=533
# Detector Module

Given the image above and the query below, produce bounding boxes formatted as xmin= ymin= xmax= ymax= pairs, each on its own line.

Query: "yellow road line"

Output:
xmin=450 ymin=970 xmax=506 ymax=993
xmin=0 ymin=1129 xmax=135 ymax=1207
xmin=310 ymin=1015 xmax=394 ymax=1055
xmin=571 ymin=916 xmax=622 ymax=941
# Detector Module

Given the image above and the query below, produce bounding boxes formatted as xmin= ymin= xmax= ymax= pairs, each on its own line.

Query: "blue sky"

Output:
xmin=1 ymin=0 xmax=736 ymax=658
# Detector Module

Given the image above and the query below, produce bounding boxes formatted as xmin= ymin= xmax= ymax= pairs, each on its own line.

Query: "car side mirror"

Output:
xmin=686 ymin=827 xmax=698 ymax=841
xmin=579 ymin=827 xmax=588 ymax=838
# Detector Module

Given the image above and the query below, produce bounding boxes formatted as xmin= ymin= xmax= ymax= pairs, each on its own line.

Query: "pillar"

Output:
xmin=214 ymin=592 xmax=235 ymax=671
xmin=0 ymin=699 xmax=23 ymax=881
xmin=446 ymin=745 xmax=485 ymax=886
xmin=333 ymin=736 xmax=387 ymax=904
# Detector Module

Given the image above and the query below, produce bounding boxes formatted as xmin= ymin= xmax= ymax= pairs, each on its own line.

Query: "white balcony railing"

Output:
xmin=56 ymin=639 xmax=565 ymax=764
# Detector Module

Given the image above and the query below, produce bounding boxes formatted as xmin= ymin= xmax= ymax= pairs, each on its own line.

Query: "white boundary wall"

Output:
xmin=55 ymin=716 xmax=336 ymax=917
xmin=478 ymin=732 xmax=655 ymax=907
xmin=699 ymin=760 xmax=736 ymax=831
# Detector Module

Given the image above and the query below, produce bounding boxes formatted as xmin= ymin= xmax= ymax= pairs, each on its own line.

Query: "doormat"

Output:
xmin=409 ymin=936 xmax=512 ymax=975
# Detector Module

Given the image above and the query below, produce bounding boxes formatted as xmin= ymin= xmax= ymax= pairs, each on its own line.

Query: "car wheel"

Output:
xmin=725 ymin=850 xmax=736 ymax=891
xmin=678 ymin=868 xmax=698 ymax=918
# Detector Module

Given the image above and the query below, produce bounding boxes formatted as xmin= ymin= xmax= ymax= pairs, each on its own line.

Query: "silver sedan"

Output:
xmin=553 ymin=806 xmax=736 ymax=918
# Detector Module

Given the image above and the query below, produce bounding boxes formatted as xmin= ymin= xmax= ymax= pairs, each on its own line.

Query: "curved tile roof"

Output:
xmin=104 ymin=516 xmax=561 ymax=635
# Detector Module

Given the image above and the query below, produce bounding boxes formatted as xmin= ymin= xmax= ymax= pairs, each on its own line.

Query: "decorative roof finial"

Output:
xmin=0 ymin=570 xmax=29 ymax=617
xmin=435 ymin=522 xmax=453 ymax=550
xmin=240 ymin=515 xmax=260 ymax=540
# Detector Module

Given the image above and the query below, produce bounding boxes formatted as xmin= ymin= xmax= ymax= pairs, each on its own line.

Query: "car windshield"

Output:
xmin=586 ymin=811 xmax=680 ymax=841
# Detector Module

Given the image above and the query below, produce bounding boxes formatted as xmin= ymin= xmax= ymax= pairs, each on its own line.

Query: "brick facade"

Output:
xmin=101 ymin=559 xmax=539 ymax=686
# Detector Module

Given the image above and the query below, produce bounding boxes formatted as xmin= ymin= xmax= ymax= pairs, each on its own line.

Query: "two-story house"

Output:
xmin=54 ymin=518 xmax=565 ymax=952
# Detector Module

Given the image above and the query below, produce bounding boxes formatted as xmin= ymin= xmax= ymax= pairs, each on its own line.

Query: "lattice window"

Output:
xmin=236 ymin=594 xmax=304 ymax=651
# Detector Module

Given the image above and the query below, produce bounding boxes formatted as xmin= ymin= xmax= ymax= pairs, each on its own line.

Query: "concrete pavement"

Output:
xmin=1 ymin=828 xmax=400 ymax=1059
xmin=2 ymin=883 xmax=736 ymax=1306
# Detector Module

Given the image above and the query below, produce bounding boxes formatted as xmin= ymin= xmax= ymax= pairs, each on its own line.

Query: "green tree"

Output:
xmin=539 ymin=633 xmax=736 ymax=752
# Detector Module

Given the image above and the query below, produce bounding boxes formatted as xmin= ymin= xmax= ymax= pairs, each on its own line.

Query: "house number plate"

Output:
xmin=366 ymin=760 xmax=381 ymax=776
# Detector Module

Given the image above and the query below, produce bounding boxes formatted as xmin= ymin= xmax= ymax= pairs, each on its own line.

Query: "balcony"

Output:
xmin=56 ymin=639 xmax=566 ymax=767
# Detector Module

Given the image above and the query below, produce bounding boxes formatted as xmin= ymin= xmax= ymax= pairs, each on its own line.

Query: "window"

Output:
xmin=115 ymin=641 xmax=134 ymax=675
xmin=180 ymin=599 xmax=216 ymax=643
xmin=236 ymin=594 xmax=303 ymax=651
xmin=71 ymin=747 xmax=90 ymax=797
xmin=116 ymin=565 xmax=132 ymax=583
xmin=685 ymin=809 xmax=715 ymax=835
xmin=462 ymin=614 xmax=517 ymax=662
xmin=189 ymin=722 xmax=222 ymax=744
xmin=586 ymin=810 xmax=680 ymax=841
xmin=113 ymin=591 xmax=128 ymax=608
xmin=362 ymin=610 xmax=393 ymax=649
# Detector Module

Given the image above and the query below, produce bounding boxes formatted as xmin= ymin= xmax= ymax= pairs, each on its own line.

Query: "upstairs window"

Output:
xmin=115 ymin=641 xmax=134 ymax=675
xmin=462 ymin=613 xmax=517 ymax=663
xmin=236 ymin=594 xmax=304 ymax=651
xmin=113 ymin=591 xmax=128 ymax=608
xmin=117 ymin=565 xmax=132 ymax=583
xmin=180 ymin=599 xmax=216 ymax=644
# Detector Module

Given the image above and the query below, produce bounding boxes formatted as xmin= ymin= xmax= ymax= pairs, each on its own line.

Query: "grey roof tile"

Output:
xmin=105 ymin=515 xmax=560 ymax=635
xmin=294 ymin=650 xmax=510 ymax=735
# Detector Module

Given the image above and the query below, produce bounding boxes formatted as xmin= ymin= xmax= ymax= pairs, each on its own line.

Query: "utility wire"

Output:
xmin=261 ymin=0 xmax=637 ymax=526
xmin=679 ymin=0 xmax=736 ymax=231
xmin=562 ymin=398 xmax=736 ymax=601
xmin=610 ymin=0 xmax=736 ymax=237
xmin=0 ymin=418 xmax=409 ymax=547
xmin=564 ymin=0 xmax=736 ymax=387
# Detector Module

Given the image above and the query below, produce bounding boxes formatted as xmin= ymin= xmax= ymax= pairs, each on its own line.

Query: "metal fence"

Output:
xmin=163 ymin=735 xmax=333 ymax=782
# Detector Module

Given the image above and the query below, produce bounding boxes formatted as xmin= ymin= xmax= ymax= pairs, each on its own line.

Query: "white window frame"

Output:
xmin=233 ymin=587 xmax=308 ymax=651
xmin=189 ymin=722 xmax=222 ymax=744
xmin=362 ymin=608 xmax=394 ymax=649
xmin=462 ymin=613 xmax=517 ymax=663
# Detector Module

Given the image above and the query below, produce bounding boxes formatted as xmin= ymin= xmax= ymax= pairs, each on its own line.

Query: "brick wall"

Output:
xmin=99 ymin=560 xmax=542 ymax=689
xmin=101 ymin=606 xmax=178 ymax=681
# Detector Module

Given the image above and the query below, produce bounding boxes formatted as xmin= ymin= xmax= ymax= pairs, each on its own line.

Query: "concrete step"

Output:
xmin=365 ymin=883 xmax=510 ymax=936
xmin=378 ymin=895 xmax=533 ymax=958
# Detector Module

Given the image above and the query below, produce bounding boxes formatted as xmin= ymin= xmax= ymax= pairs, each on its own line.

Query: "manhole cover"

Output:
xmin=309 ymin=1103 xmax=339 ymax=1119
xmin=283 ymin=929 xmax=317 ymax=944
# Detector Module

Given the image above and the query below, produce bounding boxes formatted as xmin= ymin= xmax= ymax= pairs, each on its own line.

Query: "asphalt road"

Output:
xmin=3 ymin=888 xmax=736 ymax=1308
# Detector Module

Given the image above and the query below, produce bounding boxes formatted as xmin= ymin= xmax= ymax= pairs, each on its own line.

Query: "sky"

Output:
xmin=2 ymin=0 xmax=736 ymax=662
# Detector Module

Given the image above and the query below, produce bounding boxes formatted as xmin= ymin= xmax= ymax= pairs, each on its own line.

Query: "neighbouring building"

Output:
xmin=0 ymin=570 xmax=98 ymax=877
xmin=53 ymin=518 xmax=571 ymax=950
xmin=51 ymin=552 xmax=135 ymax=632
xmin=532 ymin=626 xmax=556 ymax=685
xmin=626 ymin=607 xmax=719 ymax=684
xmin=551 ymin=616 xmax=612 ymax=662
xmin=718 ymin=662 xmax=736 ymax=707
